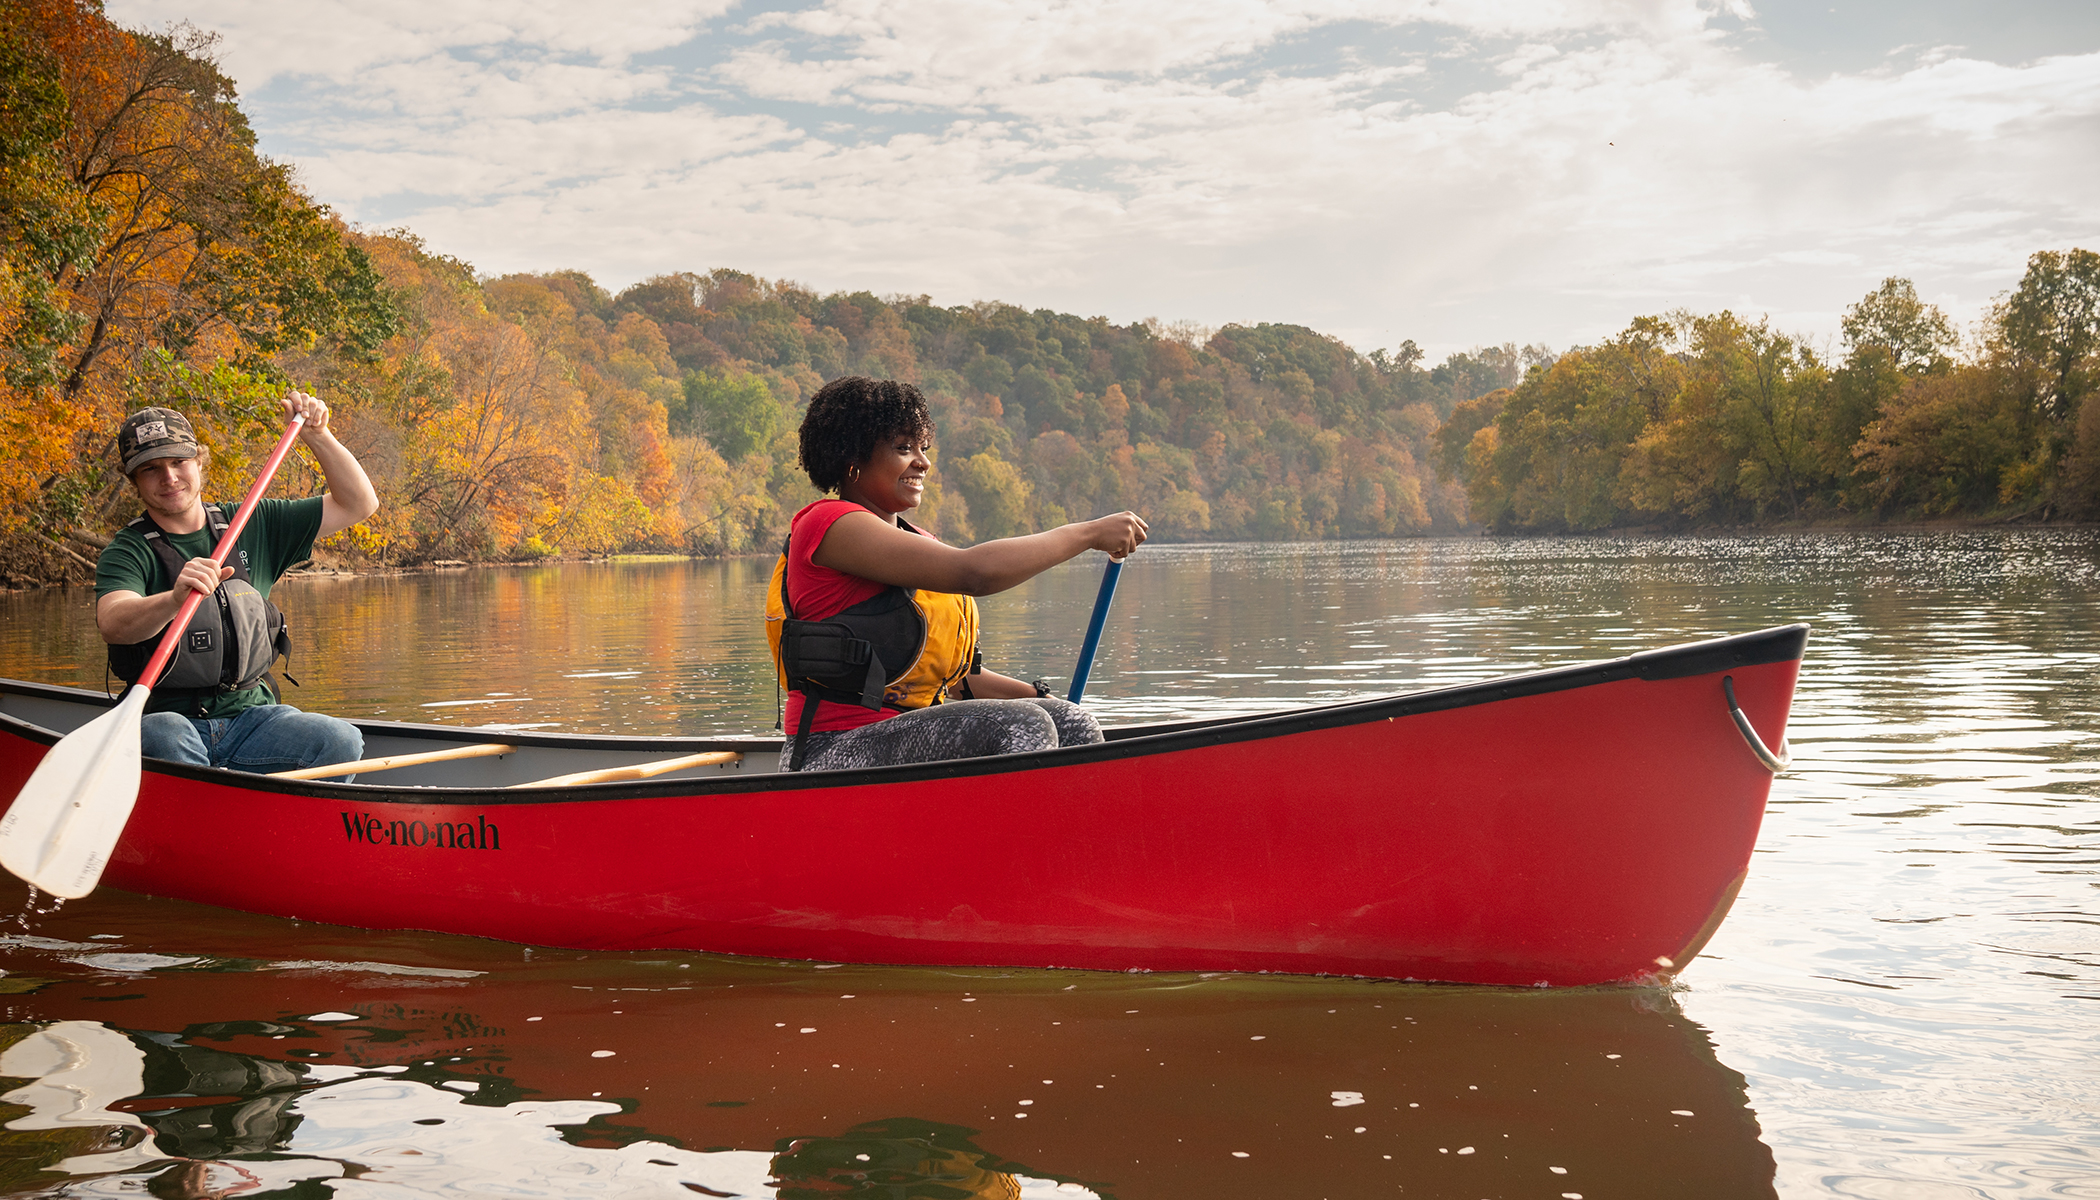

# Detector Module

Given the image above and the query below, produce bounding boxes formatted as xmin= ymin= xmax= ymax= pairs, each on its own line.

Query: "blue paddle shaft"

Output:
xmin=1067 ymin=558 xmax=1123 ymax=704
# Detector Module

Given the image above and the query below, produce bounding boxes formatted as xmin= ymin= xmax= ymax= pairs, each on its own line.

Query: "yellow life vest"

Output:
xmin=765 ymin=523 xmax=980 ymax=727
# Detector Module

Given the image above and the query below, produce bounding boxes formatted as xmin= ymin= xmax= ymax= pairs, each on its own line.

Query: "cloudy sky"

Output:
xmin=111 ymin=0 xmax=2100 ymax=359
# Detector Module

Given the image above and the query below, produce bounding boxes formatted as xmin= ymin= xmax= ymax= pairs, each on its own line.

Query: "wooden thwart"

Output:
xmin=272 ymin=742 xmax=516 ymax=781
xmin=511 ymin=751 xmax=742 ymax=790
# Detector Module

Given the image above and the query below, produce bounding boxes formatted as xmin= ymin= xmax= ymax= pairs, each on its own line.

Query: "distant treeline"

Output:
xmin=4 ymin=2 xmax=2098 ymax=586
xmin=1443 ymin=261 xmax=2100 ymax=531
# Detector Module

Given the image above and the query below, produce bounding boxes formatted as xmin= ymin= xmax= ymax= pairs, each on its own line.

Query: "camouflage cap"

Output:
xmin=117 ymin=407 xmax=199 ymax=475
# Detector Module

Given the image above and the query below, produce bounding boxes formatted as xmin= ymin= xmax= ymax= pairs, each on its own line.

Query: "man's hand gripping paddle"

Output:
xmin=0 ymin=414 xmax=307 ymax=898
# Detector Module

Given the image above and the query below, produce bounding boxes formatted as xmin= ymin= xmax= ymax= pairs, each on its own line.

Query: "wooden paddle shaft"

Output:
xmin=511 ymin=751 xmax=742 ymax=790
xmin=270 ymin=741 xmax=516 ymax=781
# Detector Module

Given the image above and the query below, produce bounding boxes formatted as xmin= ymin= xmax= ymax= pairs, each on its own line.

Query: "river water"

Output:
xmin=0 ymin=532 xmax=2095 ymax=1198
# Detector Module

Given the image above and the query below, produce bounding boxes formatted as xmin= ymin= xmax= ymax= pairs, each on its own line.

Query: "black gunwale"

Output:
xmin=1 ymin=624 xmax=1807 ymax=807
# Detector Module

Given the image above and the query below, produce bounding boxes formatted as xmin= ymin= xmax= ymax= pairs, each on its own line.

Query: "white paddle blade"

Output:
xmin=0 ymin=687 xmax=148 ymax=898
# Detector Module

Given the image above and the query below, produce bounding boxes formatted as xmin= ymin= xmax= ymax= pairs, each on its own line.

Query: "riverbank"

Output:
xmin=0 ymin=548 xmax=759 ymax=592
xmin=13 ymin=515 xmax=2096 ymax=593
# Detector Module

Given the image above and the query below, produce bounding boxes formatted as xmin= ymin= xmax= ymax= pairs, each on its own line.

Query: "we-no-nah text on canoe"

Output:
xmin=340 ymin=812 xmax=500 ymax=850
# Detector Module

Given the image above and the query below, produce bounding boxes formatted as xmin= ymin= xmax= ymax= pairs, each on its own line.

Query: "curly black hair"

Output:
xmin=798 ymin=376 xmax=934 ymax=493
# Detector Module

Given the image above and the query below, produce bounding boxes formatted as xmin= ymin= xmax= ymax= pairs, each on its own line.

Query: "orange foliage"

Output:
xmin=1 ymin=1 xmax=391 ymax=581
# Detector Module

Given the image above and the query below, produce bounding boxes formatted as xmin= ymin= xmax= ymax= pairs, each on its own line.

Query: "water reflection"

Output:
xmin=4 ymin=532 xmax=2098 ymax=739
xmin=6 ymin=529 xmax=2099 ymax=1194
xmin=0 ymin=892 xmax=1773 ymax=1199
xmin=770 ymin=1120 xmax=1097 ymax=1199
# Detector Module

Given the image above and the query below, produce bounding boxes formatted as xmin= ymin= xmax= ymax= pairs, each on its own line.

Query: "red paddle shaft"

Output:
xmin=135 ymin=415 xmax=306 ymax=688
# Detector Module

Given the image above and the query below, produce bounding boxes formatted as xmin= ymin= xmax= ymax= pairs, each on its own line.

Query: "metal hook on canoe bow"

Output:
xmin=1722 ymin=675 xmax=1790 ymax=773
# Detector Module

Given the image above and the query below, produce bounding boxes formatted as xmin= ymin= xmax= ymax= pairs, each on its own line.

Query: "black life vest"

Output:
xmin=765 ymin=518 xmax=980 ymax=771
xmin=107 ymin=505 xmax=292 ymax=712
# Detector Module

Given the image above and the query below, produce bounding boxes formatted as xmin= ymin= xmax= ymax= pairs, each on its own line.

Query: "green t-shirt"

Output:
xmin=94 ymin=498 xmax=325 ymax=717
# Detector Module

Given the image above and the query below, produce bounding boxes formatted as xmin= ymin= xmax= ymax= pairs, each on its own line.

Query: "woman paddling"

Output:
xmin=768 ymin=376 xmax=1147 ymax=771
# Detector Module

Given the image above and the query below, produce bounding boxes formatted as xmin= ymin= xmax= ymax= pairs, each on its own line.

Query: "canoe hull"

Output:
xmin=0 ymin=626 xmax=1804 ymax=986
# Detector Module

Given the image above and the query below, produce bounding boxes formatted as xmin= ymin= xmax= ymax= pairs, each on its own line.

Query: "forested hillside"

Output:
xmin=4 ymin=1 xmax=2098 ymax=587
xmin=352 ymin=252 xmax=1552 ymax=561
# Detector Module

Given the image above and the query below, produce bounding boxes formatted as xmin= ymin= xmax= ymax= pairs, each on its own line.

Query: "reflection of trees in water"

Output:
xmin=0 ymin=1020 xmax=1030 ymax=1197
xmin=1 ymin=1021 xmax=1111 ymax=1200
xmin=0 ymin=1018 xmax=532 ymax=1192
xmin=771 ymin=1117 xmax=1101 ymax=1200
xmin=0 ymin=974 xmax=1775 ymax=1200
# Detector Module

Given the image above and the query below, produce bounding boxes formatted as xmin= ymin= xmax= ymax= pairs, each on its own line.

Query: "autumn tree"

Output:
xmin=1853 ymin=370 xmax=2025 ymax=513
xmin=1997 ymin=249 xmax=2100 ymax=514
xmin=0 ymin=6 xmax=100 ymax=577
xmin=2001 ymin=250 xmax=2100 ymax=430
xmin=0 ymin=7 xmax=94 ymax=389
xmin=34 ymin=6 xmax=2095 ymax=576
xmin=946 ymin=452 xmax=1033 ymax=540
xmin=0 ymin=0 xmax=392 ymax=581
xmin=1469 ymin=319 xmax=1683 ymax=531
xmin=1820 ymin=278 xmax=1959 ymax=501
xmin=45 ymin=9 xmax=390 ymax=396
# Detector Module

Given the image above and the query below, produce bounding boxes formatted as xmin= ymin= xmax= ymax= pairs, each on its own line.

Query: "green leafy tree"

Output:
xmin=1719 ymin=320 xmax=1827 ymax=519
xmin=1842 ymin=277 xmax=1959 ymax=375
xmin=2000 ymin=249 xmax=2100 ymax=430
xmin=1997 ymin=250 xmax=2100 ymax=513
xmin=964 ymin=354 xmax=1012 ymax=396
xmin=682 ymin=369 xmax=779 ymax=461
xmin=1823 ymin=278 xmax=1958 ymax=497
xmin=1623 ymin=313 xmax=1830 ymax=521
xmin=1996 ymin=250 xmax=2100 ymax=515
xmin=1433 ymin=390 xmax=1508 ymax=486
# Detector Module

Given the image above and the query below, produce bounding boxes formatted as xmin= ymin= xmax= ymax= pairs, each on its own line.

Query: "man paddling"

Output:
xmin=93 ymin=395 xmax=378 ymax=775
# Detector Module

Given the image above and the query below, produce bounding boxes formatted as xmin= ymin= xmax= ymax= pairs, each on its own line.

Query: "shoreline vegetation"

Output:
xmin=17 ymin=511 xmax=2093 ymax=597
xmin=4 ymin=6 xmax=2099 ymax=591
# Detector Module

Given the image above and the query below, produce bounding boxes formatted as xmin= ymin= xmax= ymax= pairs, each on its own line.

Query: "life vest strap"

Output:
xmin=778 ymin=619 xmax=886 ymax=710
xmin=788 ymin=685 xmax=820 ymax=772
xmin=775 ymin=526 xmax=891 ymax=715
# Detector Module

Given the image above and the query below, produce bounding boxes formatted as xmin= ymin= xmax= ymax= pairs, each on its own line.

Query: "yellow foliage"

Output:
xmin=545 ymin=474 xmax=654 ymax=556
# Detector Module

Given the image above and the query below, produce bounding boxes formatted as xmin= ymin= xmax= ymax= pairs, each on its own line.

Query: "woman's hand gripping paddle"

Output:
xmin=0 ymin=414 xmax=307 ymax=898
xmin=1066 ymin=556 xmax=1123 ymax=704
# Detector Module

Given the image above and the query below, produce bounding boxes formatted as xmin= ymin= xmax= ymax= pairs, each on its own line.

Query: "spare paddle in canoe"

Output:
xmin=271 ymin=742 xmax=517 ymax=781
xmin=509 ymin=751 xmax=742 ymax=790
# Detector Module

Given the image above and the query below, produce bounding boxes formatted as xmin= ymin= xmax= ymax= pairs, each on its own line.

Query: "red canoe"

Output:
xmin=0 ymin=624 xmax=1804 ymax=987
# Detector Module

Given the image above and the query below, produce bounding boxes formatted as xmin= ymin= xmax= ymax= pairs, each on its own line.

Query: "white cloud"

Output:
xmin=149 ymin=0 xmax=737 ymax=80
xmin=722 ymin=0 xmax=1747 ymax=101
xmin=107 ymin=0 xmax=2100 ymax=355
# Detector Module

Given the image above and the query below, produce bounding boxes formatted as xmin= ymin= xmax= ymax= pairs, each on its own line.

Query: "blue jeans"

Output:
xmin=140 ymin=704 xmax=363 ymax=779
